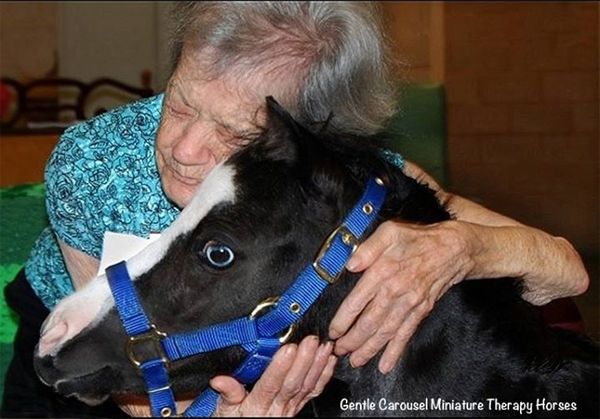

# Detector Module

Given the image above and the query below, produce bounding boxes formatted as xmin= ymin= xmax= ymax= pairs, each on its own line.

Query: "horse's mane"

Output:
xmin=301 ymin=126 xmax=451 ymax=225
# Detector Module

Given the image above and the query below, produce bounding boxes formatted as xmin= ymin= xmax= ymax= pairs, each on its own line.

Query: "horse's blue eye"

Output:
xmin=203 ymin=241 xmax=235 ymax=269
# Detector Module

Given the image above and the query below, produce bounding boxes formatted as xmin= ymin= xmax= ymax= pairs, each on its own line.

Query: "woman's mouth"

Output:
xmin=168 ymin=166 xmax=202 ymax=186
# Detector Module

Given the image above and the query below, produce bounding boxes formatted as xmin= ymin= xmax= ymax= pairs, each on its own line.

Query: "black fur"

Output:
xmin=35 ymin=97 xmax=599 ymax=417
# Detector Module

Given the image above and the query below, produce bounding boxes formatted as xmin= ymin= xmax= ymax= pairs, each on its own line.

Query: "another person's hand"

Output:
xmin=329 ymin=220 xmax=474 ymax=374
xmin=213 ymin=335 xmax=337 ymax=416
xmin=117 ymin=335 xmax=337 ymax=417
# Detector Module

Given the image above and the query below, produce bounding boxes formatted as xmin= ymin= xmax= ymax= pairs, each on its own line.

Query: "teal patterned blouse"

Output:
xmin=24 ymin=94 xmax=404 ymax=309
xmin=25 ymin=94 xmax=181 ymax=308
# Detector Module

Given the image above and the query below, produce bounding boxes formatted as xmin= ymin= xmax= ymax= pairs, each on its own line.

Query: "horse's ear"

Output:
xmin=263 ymin=97 xmax=339 ymax=198
xmin=265 ymin=96 xmax=303 ymax=141
xmin=263 ymin=96 xmax=313 ymax=165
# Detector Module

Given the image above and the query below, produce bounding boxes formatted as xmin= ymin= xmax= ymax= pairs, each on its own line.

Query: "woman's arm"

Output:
xmin=403 ymin=161 xmax=589 ymax=302
xmin=58 ymin=239 xmax=100 ymax=291
xmin=329 ymin=161 xmax=589 ymax=373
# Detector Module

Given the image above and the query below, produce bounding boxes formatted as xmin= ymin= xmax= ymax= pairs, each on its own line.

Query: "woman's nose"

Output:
xmin=171 ymin=125 xmax=217 ymax=166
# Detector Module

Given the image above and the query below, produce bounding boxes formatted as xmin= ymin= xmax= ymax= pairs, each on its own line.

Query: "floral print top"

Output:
xmin=25 ymin=94 xmax=180 ymax=308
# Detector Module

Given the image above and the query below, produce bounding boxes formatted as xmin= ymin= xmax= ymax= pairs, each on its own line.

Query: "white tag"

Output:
xmin=97 ymin=231 xmax=161 ymax=276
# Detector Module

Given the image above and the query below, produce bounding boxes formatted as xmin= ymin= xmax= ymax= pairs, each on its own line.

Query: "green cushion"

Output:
xmin=0 ymin=183 xmax=48 ymax=342
xmin=385 ymin=83 xmax=448 ymax=187
xmin=0 ymin=183 xmax=48 ymax=399
xmin=0 ymin=183 xmax=48 ymax=266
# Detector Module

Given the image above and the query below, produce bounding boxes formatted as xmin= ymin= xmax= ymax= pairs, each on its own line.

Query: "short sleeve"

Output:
xmin=26 ymin=95 xmax=172 ymax=309
xmin=44 ymin=121 xmax=105 ymax=257
xmin=44 ymin=94 xmax=174 ymax=260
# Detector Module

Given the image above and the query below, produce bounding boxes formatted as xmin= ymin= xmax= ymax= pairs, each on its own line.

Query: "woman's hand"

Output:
xmin=117 ymin=335 xmax=337 ymax=417
xmin=329 ymin=220 xmax=475 ymax=374
xmin=213 ymin=335 xmax=337 ymax=417
xmin=328 ymin=211 xmax=589 ymax=375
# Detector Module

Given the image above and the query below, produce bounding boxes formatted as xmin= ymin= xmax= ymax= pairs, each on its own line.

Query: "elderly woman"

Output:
xmin=2 ymin=2 xmax=588 ymax=417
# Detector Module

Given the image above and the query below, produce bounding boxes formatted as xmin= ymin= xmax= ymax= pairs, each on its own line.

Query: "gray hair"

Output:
xmin=169 ymin=1 xmax=397 ymax=135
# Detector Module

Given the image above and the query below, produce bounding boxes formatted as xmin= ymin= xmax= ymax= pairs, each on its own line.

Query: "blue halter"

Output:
xmin=106 ymin=176 xmax=386 ymax=417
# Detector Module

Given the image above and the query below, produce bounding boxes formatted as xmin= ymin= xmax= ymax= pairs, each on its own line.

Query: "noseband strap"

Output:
xmin=106 ymin=176 xmax=387 ymax=417
xmin=107 ymin=261 xmax=176 ymax=417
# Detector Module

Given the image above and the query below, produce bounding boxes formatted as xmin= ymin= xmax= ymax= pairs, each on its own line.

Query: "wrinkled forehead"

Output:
xmin=173 ymin=46 xmax=298 ymax=119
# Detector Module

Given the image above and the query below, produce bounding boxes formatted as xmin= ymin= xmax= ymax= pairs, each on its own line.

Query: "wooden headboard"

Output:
xmin=1 ymin=76 xmax=154 ymax=130
xmin=0 ymin=76 xmax=155 ymax=187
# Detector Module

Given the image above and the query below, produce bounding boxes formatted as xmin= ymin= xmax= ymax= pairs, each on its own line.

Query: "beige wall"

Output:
xmin=0 ymin=2 xmax=170 ymax=90
xmin=444 ymin=2 xmax=598 ymax=256
xmin=383 ymin=2 xmax=598 ymax=255
xmin=0 ymin=2 xmax=57 ymax=81
xmin=58 ymin=2 xmax=161 ymax=89
xmin=381 ymin=2 xmax=444 ymax=83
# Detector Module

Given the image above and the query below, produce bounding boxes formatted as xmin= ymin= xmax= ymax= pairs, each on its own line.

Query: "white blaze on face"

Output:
xmin=38 ymin=164 xmax=237 ymax=357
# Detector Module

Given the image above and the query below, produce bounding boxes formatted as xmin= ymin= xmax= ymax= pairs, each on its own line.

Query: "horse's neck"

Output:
xmin=304 ymin=278 xmax=558 ymax=400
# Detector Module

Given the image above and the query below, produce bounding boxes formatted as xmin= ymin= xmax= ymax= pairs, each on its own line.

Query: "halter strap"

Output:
xmin=107 ymin=261 xmax=176 ymax=417
xmin=106 ymin=176 xmax=387 ymax=417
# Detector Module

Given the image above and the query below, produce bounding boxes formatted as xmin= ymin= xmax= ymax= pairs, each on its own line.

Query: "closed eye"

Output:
xmin=216 ymin=124 xmax=263 ymax=148
xmin=166 ymin=103 xmax=193 ymax=119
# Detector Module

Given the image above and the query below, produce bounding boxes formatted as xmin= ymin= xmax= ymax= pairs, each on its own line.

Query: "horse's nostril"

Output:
xmin=37 ymin=367 xmax=53 ymax=387
xmin=38 ymin=321 xmax=68 ymax=357
xmin=33 ymin=349 xmax=60 ymax=388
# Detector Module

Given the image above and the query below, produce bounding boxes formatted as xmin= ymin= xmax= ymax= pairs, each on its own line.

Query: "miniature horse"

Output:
xmin=35 ymin=99 xmax=598 ymax=417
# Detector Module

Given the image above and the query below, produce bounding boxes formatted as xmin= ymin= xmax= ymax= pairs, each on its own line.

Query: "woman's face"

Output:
xmin=156 ymin=54 xmax=267 ymax=208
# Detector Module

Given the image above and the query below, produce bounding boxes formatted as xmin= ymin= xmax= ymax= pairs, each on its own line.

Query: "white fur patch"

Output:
xmin=38 ymin=164 xmax=237 ymax=356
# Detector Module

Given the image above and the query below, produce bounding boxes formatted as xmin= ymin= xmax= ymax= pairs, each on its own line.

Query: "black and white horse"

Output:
xmin=35 ymin=99 xmax=599 ymax=417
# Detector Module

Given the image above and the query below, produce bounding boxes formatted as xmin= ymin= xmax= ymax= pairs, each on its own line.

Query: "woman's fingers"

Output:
xmin=267 ymin=336 xmax=320 ymax=414
xmin=249 ymin=343 xmax=299 ymax=414
xmin=292 ymin=354 xmax=338 ymax=416
xmin=212 ymin=335 xmax=336 ymax=417
xmin=345 ymin=283 xmax=422 ymax=368
xmin=329 ymin=273 xmax=379 ymax=341
xmin=330 ymin=222 xmax=401 ymax=340
xmin=213 ymin=343 xmax=297 ymax=416
xmin=285 ymin=341 xmax=334 ymax=413
xmin=346 ymin=221 xmax=400 ymax=272
xmin=334 ymin=281 xmax=395 ymax=358
xmin=210 ymin=376 xmax=248 ymax=415
xmin=377 ymin=307 xmax=424 ymax=373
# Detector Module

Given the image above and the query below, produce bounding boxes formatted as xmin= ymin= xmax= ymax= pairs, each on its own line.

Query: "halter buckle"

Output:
xmin=126 ymin=324 xmax=170 ymax=368
xmin=313 ymin=225 xmax=359 ymax=283
xmin=250 ymin=297 xmax=296 ymax=344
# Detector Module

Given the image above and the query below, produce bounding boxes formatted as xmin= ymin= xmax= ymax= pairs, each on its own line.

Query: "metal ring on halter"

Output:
xmin=249 ymin=297 xmax=297 ymax=343
xmin=126 ymin=324 xmax=170 ymax=368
